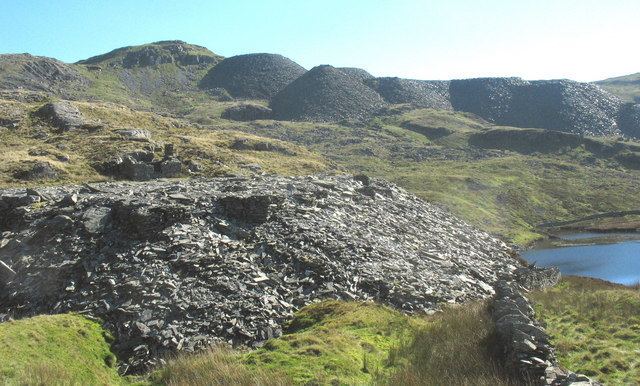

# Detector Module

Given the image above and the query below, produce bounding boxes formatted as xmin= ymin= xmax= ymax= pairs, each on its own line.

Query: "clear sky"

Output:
xmin=1 ymin=0 xmax=638 ymax=82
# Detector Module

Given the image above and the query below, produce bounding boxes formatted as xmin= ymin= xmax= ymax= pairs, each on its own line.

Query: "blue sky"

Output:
xmin=1 ymin=0 xmax=638 ymax=81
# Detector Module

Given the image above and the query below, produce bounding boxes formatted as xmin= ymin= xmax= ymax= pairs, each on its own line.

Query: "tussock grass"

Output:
xmin=388 ymin=301 xmax=518 ymax=386
xmin=530 ymin=276 xmax=640 ymax=384
xmin=150 ymin=347 xmax=289 ymax=386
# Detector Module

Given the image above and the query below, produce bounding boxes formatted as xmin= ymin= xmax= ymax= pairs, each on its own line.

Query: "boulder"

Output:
xmin=35 ymin=101 xmax=85 ymax=131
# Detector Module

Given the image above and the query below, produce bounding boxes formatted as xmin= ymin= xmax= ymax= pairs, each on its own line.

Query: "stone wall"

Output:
xmin=492 ymin=272 xmax=601 ymax=385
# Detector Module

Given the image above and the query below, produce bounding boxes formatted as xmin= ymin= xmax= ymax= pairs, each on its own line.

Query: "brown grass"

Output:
xmin=387 ymin=301 xmax=520 ymax=386
xmin=150 ymin=347 xmax=291 ymax=386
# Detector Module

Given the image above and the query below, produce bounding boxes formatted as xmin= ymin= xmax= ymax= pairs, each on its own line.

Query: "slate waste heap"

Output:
xmin=0 ymin=174 xmax=518 ymax=373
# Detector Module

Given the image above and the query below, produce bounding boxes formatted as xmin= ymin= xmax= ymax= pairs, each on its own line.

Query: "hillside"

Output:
xmin=239 ymin=109 xmax=640 ymax=244
xmin=1 ymin=41 xmax=639 ymax=384
xmin=596 ymin=72 xmax=640 ymax=103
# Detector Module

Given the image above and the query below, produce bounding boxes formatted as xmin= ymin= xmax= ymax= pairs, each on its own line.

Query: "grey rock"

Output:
xmin=35 ymin=101 xmax=85 ymax=131
xmin=13 ymin=162 xmax=59 ymax=181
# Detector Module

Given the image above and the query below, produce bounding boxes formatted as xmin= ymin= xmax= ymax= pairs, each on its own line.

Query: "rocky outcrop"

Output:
xmin=365 ymin=78 xmax=452 ymax=109
xmin=12 ymin=162 xmax=60 ymax=181
xmin=450 ymin=78 xmax=622 ymax=136
xmin=96 ymin=146 xmax=182 ymax=181
xmin=199 ymin=53 xmax=306 ymax=100
xmin=222 ymin=103 xmax=273 ymax=121
xmin=0 ymin=175 xmax=518 ymax=373
xmin=271 ymin=65 xmax=387 ymax=122
xmin=0 ymin=54 xmax=90 ymax=97
xmin=34 ymin=101 xmax=86 ymax=131
xmin=493 ymin=278 xmax=601 ymax=386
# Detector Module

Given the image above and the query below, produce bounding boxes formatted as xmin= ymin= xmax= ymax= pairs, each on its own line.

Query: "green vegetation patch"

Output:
xmin=244 ymin=300 xmax=423 ymax=385
xmin=0 ymin=313 xmax=123 ymax=385
xmin=531 ymin=277 xmax=640 ymax=385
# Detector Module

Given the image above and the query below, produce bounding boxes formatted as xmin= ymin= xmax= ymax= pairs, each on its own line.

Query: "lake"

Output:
xmin=522 ymin=232 xmax=640 ymax=286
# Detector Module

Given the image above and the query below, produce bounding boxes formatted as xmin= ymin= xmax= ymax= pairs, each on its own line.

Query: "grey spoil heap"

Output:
xmin=0 ymin=174 xmax=517 ymax=373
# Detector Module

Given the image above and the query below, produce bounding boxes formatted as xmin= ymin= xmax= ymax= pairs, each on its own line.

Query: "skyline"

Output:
xmin=1 ymin=0 xmax=639 ymax=82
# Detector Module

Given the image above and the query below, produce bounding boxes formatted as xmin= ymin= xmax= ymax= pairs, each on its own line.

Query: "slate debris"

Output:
xmin=0 ymin=175 xmax=519 ymax=374
xmin=337 ymin=67 xmax=375 ymax=83
xmin=199 ymin=53 xmax=306 ymax=100
xmin=365 ymin=77 xmax=453 ymax=110
xmin=617 ymin=103 xmax=640 ymax=138
xmin=97 ymin=147 xmax=184 ymax=181
xmin=449 ymin=78 xmax=622 ymax=136
xmin=271 ymin=65 xmax=387 ymax=122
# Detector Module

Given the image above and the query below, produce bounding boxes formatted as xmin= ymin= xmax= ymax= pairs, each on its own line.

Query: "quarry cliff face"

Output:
xmin=0 ymin=174 xmax=518 ymax=373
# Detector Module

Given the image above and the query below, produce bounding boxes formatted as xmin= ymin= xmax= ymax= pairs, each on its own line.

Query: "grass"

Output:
xmin=0 ymin=98 xmax=328 ymax=188
xmin=151 ymin=300 xmax=517 ymax=386
xmin=596 ymin=72 xmax=640 ymax=103
xmin=388 ymin=301 xmax=518 ymax=386
xmin=239 ymin=109 xmax=640 ymax=245
xmin=242 ymin=300 xmax=423 ymax=385
xmin=0 ymin=314 xmax=123 ymax=385
xmin=530 ymin=277 xmax=640 ymax=385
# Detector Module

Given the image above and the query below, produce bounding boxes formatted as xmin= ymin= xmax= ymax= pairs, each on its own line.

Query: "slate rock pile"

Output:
xmin=337 ymin=67 xmax=374 ymax=82
xmin=365 ymin=77 xmax=453 ymax=110
xmin=449 ymin=78 xmax=622 ymax=136
xmin=199 ymin=53 xmax=306 ymax=100
xmin=0 ymin=175 xmax=518 ymax=373
xmin=271 ymin=65 xmax=387 ymax=122
xmin=618 ymin=103 xmax=640 ymax=138
xmin=493 ymin=280 xmax=601 ymax=386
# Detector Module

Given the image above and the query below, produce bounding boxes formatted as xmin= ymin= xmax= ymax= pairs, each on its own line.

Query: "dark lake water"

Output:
xmin=522 ymin=232 xmax=640 ymax=286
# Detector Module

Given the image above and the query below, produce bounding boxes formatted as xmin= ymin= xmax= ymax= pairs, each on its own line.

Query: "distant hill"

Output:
xmin=595 ymin=73 xmax=640 ymax=103
xmin=1 ymin=40 xmax=639 ymax=138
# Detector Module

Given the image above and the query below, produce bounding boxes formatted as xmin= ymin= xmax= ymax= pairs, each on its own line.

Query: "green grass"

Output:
xmin=530 ymin=277 xmax=640 ymax=385
xmin=0 ymin=314 xmax=123 ymax=385
xmin=152 ymin=300 xmax=517 ymax=386
xmin=243 ymin=300 xmax=423 ymax=385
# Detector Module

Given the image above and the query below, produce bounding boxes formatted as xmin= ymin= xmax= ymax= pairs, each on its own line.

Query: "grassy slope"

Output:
xmin=596 ymin=73 xmax=640 ymax=102
xmin=0 ymin=98 xmax=327 ymax=188
xmin=238 ymin=109 xmax=640 ymax=244
xmin=530 ymin=277 xmax=640 ymax=385
xmin=0 ymin=314 xmax=123 ymax=385
xmin=152 ymin=300 xmax=515 ymax=386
